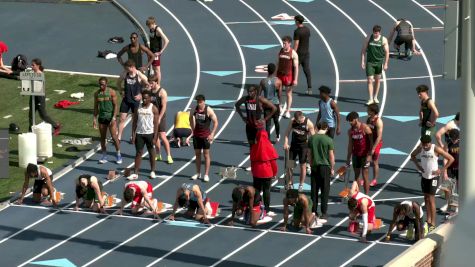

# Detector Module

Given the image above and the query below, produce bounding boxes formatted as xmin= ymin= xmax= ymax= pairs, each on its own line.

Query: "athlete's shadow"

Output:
xmin=332 ymin=95 xmax=367 ymax=105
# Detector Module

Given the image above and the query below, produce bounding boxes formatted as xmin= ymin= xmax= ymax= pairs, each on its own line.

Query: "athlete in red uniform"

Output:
xmin=276 ymin=36 xmax=299 ymax=119
xmin=348 ymin=181 xmax=376 ymax=243
xmin=119 ymin=180 xmax=159 ymax=217
xmin=346 ymin=112 xmax=373 ymax=194
xmin=366 ymin=104 xmax=383 ymax=187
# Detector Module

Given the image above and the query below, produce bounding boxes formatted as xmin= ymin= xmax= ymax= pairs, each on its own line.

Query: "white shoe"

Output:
xmin=284 ymin=111 xmax=291 ymax=119
xmin=276 ymin=136 xmax=280 ymax=143
xmin=366 ymin=99 xmax=374 ymax=105
xmin=203 ymin=175 xmax=210 ymax=182
xmin=298 ymin=184 xmax=304 ymax=192
xmin=440 ymin=203 xmax=449 ymax=213
xmin=310 ymin=219 xmax=323 ymax=229
xmin=267 ymin=211 xmax=276 ymax=217
xmin=98 ymin=154 xmax=108 ymax=164
xmin=317 ymin=217 xmax=328 ymax=224
xmin=306 ymin=164 xmax=311 ymax=175
xmin=150 ymin=171 xmax=156 ymax=179
xmin=191 ymin=173 xmax=201 ymax=180
xmin=245 ymin=166 xmax=251 ymax=172
xmin=373 ymin=98 xmax=379 ymax=104
xmin=127 ymin=174 xmax=138 ymax=180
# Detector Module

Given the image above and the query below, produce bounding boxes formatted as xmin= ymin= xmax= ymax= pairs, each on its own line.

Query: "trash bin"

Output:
xmin=32 ymin=122 xmax=53 ymax=158
xmin=18 ymin=132 xmax=37 ymax=168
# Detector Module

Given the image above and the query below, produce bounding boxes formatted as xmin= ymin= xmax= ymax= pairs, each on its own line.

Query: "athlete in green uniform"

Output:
xmin=416 ymin=84 xmax=439 ymax=137
xmin=94 ymin=77 xmax=122 ymax=164
xmin=361 ymin=25 xmax=389 ymax=105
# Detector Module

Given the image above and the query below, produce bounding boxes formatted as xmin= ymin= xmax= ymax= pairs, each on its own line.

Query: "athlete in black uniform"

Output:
xmin=146 ymin=17 xmax=170 ymax=84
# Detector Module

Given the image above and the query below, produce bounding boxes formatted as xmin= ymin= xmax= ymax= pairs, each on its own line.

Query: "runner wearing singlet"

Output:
xmin=74 ymin=174 xmax=105 ymax=213
xmin=348 ymin=181 xmax=376 ymax=243
xmin=117 ymin=32 xmax=154 ymax=72
xmin=386 ymin=201 xmax=424 ymax=242
xmin=281 ymin=189 xmax=319 ymax=234
xmin=228 ymin=186 xmax=263 ymax=227
xmin=190 ymin=95 xmax=218 ymax=182
xmin=131 ymin=90 xmax=159 ymax=179
xmin=416 ymin=84 xmax=439 ymax=137
xmin=283 ymin=111 xmax=315 ymax=191
xmin=276 ymin=35 xmax=299 ymax=119
xmin=120 ymin=180 xmax=159 ymax=217
xmin=170 ymin=183 xmax=210 ymax=224
xmin=260 ymin=63 xmax=282 ymax=142
xmin=361 ymin=25 xmax=389 ymax=105
xmin=366 ymin=103 xmax=384 ymax=187
xmin=150 ymin=77 xmax=173 ymax=164
xmin=18 ymin=164 xmax=57 ymax=206
xmin=388 ymin=18 xmax=421 ymax=57
xmin=316 ymin=85 xmax=341 ymax=139
xmin=146 ymin=17 xmax=170 ymax=84
xmin=171 ymin=111 xmax=192 ymax=147
xmin=117 ymin=60 xmax=149 ymax=141
xmin=346 ymin=112 xmax=373 ymax=194
xmin=411 ymin=135 xmax=453 ymax=232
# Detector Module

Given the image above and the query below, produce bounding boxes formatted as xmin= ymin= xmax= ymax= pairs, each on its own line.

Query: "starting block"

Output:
xmin=102 ymin=192 xmax=119 ymax=208
xmin=338 ymin=164 xmax=352 ymax=201
xmin=271 ymin=13 xmax=294 ymax=20
xmin=107 ymin=170 xmax=120 ymax=182
xmin=374 ymin=218 xmax=383 ymax=229
xmin=219 ymin=166 xmax=238 ymax=179
xmin=49 ymin=189 xmax=64 ymax=203
xmin=255 ymin=65 xmax=268 ymax=73
xmin=205 ymin=201 xmax=220 ymax=219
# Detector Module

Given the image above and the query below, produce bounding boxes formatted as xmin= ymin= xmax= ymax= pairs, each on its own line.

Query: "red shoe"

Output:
xmin=53 ymin=123 xmax=62 ymax=136
xmin=370 ymin=179 xmax=377 ymax=187
xmin=358 ymin=179 xmax=364 ymax=186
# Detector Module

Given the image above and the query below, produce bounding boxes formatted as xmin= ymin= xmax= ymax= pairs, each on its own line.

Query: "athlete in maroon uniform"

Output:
xmin=346 ymin=112 xmax=373 ymax=194
xmin=366 ymin=104 xmax=383 ymax=187
xmin=276 ymin=36 xmax=299 ymax=119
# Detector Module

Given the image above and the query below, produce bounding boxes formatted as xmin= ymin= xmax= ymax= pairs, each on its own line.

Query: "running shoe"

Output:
xmin=167 ymin=155 xmax=174 ymax=164
xmin=99 ymin=154 xmax=108 ymax=164
xmin=203 ymin=175 xmax=210 ymax=182
xmin=306 ymin=164 xmax=311 ymax=175
xmin=150 ymin=171 xmax=156 ymax=179
xmin=369 ymin=179 xmax=377 ymax=187
xmin=284 ymin=111 xmax=291 ymax=119
xmin=423 ymin=222 xmax=429 ymax=237
xmin=191 ymin=173 xmax=201 ymax=180
xmin=275 ymin=136 xmax=280 ymax=143
xmin=440 ymin=203 xmax=449 ymax=213
xmin=373 ymin=98 xmax=379 ymax=104
xmin=127 ymin=173 xmax=138 ymax=180
xmin=298 ymin=184 xmax=304 ymax=192
xmin=318 ymin=214 xmax=328 ymax=224
xmin=155 ymin=154 xmax=162 ymax=161
xmin=245 ymin=166 xmax=252 ymax=172
xmin=116 ymin=154 xmax=122 ymax=164
xmin=366 ymin=99 xmax=374 ymax=106
xmin=310 ymin=218 xmax=323 ymax=229
xmin=306 ymin=89 xmax=312 ymax=95
xmin=267 ymin=211 xmax=276 ymax=217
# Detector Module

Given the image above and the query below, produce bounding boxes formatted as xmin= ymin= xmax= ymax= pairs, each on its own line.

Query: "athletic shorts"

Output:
xmin=421 ymin=126 xmax=435 ymax=137
xmin=135 ymin=133 xmax=154 ymax=152
xmin=131 ymin=181 xmax=153 ymax=208
xmin=293 ymin=199 xmax=313 ymax=221
xmin=352 ymin=155 xmax=369 ymax=169
xmin=120 ymin=100 xmax=139 ymax=114
xmin=193 ymin=136 xmax=210 ymax=150
xmin=367 ymin=206 xmax=376 ymax=224
xmin=85 ymin=187 xmax=100 ymax=203
xmin=33 ymin=179 xmax=46 ymax=194
xmin=98 ymin=117 xmax=113 ymax=125
xmin=289 ymin=145 xmax=308 ymax=164
xmin=366 ymin=62 xmax=383 ymax=77
xmin=421 ymin=177 xmax=439 ymax=195
xmin=277 ymin=73 xmax=294 ymax=87
xmin=326 ymin=127 xmax=335 ymax=139
xmin=372 ymin=141 xmax=383 ymax=161
xmin=188 ymin=197 xmax=209 ymax=213
xmin=448 ymin=168 xmax=459 ymax=181
xmin=152 ymin=54 xmax=161 ymax=67
xmin=174 ymin=128 xmax=192 ymax=138
xmin=158 ymin=114 xmax=167 ymax=132
xmin=246 ymin=124 xmax=258 ymax=144
xmin=394 ymin=35 xmax=413 ymax=47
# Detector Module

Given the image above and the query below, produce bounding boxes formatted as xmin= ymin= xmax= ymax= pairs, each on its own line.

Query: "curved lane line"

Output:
xmin=411 ymin=0 xmax=445 ymax=25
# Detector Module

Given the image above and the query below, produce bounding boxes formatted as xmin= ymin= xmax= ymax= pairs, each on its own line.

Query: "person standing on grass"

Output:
xmin=93 ymin=77 xmax=122 ymax=164
xmin=316 ymin=85 xmax=341 ymax=139
xmin=293 ymin=15 xmax=312 ymax=95
xmin=417 ymin=84 xmax=439 ymax=137
xmin=131 ymin=90 xmax=159 ymax=180
xmin=190 ymin=95 xmax=218 ymax=182
xmin=117 ymin=60 xmax=149 ymax=142
xmin=29 ymin=58 xmax=61 ymax=135
xmin=346 ymin=111 xmax=373 ymax=195
xmin=18 ymin=163 xmax=57 ymax=207
xmin=0 ymin=41 xmax=12 ymax=75
xmin=117 ymin=32 xmax=154 ymax=73
xmin=251 ymin=129 xmax=278 ymax=216
xmin=259 ymin=63 xmax=282 ymax=143
xmin=308 ymin=122 xmax=334 ymax=222
xmin=283 ymin=111 xmax=315 ymax=192
xmin=366 ymin=103 xmax=383 ymax=187
xmin=276 ymin=36 xmax=299 ymax=119
xmin=361 ymin=25 xmax=389 ymax=105
xmin=410 ymin=135 xmax=454 ymax=233
xmin=146 ymin=17 xmax=170 ymax=85
xmin=149 ymin=76 xmax=173 ymax=164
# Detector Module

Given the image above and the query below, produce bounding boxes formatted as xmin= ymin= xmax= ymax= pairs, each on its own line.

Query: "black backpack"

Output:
xmin=11 ymin=54 xmax=28 ymax=72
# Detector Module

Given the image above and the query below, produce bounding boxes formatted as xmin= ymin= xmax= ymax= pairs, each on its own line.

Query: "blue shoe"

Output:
xmin=99 ymin=154 xmax=108 ymax=164
xmin=116 ymin=154 xmax=123 ymax=164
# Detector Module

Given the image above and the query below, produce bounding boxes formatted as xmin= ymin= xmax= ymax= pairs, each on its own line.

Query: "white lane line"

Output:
xmin=339 ymin=74 xmax=442 ymax=83
xmin=240 ymin=0 xmax=283 ymax=44
xmin=411 ymin=0 xmax=445 ymax=25
xmin=281 ymin=0 xmax=340 ymax=101
xmin=413 ymin=26 xmax=444 ymax=31
xmin=44 ymin=69 xmax=119 ymax=78
xmin=225 ymin=20 xmax=264 ymax=24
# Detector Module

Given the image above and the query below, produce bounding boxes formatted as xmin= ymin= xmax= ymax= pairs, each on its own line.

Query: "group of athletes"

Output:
xmin=14 ymin=15 xmax=461 ymax=244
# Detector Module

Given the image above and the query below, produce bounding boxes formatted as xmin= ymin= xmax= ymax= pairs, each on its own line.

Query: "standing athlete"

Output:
xmin=366 ymin=103 xmax=383 ymax=186
xmin=146 ymin=17 xmax=170 ymax=84
xmin=259 ymin=63 xmax=282 ymax=142
xmin=149 ymin=76 xmax=173 ymax=164
xmin=277 ymin=36 xmax=299 ymax=118
xmin=117 ymin=32 xmax=154 ymax=72
xmin=93 ymin=77 xmax=122 ymax=164
xmin=417 ymin=84 xmax=439 ymax=137
xmin=346 ymin=112 xmax=373 ymax=195
xmin=190 ymin=95 xmax=218 ymax=182
xmin=293 ymin=15 xmax=312 ymax=95
xmin=316 ymin=85 xmax=341 ymax=138
xmin=361 ymin=25 xmax=389 ymax=105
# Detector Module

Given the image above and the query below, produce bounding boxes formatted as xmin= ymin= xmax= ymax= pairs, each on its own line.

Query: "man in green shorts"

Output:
xmin=416 ymin=84 xmax=439 ymax=137
xmin=94 ymin=77 xmax=122 ymax=164
xmin=361 ymin=25 xmax=389 ymax=105
xmin=280 ymin=189 xmax=320 ymax=234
